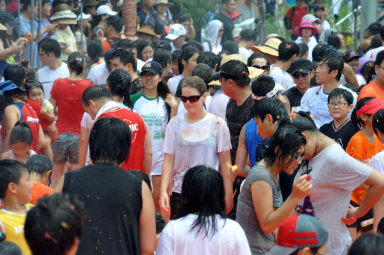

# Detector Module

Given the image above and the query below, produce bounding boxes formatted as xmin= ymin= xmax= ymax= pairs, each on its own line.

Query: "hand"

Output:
xmin=344 ymin=204 xmax=359 ymax=222
xmin=165 ymin=94 xmax=178 ymax=109
xmin=40 ymin=109 xmax=48 ymax=117
xmin=159 ymin=191 xmax=171 ymax=222
xmin=291 ymin=174 xmax=312 ymax=201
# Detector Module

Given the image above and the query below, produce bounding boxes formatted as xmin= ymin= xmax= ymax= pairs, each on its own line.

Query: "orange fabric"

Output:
xmin=357 ymin=80 xmax=384 ymax=103
xmin=346 ymin=131 xmax=383 ymax=204
xmin=30 ymin=182 xmax=53 ymax=205
xmin=102 ymin=40 xmax=112 ymax=53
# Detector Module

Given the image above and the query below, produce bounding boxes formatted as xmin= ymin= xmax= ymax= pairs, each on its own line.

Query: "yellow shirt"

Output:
xmin=0 ymin=205 xmax=33 ymax=255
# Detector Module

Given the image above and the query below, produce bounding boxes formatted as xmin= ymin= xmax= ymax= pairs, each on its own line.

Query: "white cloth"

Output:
xmin=74 ymin=31 xmax=87 ymax=53
xmin=363 ymin=46 xmax=384 ymax=62
xmin=203 ymin=20 xmax=223 ymax=54
xmin=87 ymin=62 xmax=109 ymax=86
xmin=156 ymin=214 xmax=251 ymax=255
xmin=372 ymin=151 xmax=384 ymax=175
xmin=295 ymin=36 xmax=318 ymax=61
xmin=80 ymin=112 xmax=94 ymax=166
xmin=356 ymin=74 xmax=366 ymax=86
xmin=208 ymin=90 xmax=230 ymax=120
xmin=237 ymin=4 xmax=256 ymax=30
xmin=163 ymin=113 xmax=231 ymax=193
xmin=167 ymin=75 xmax=183 ymax=96
xmin=137 ymin=58 xmax=145 ymax=72
xmin=239 ymin=47 xmax=253 ymax=62
xmin=299 ymin=84 xmax=357 ymax=128
xmin=295 ymin=144 xmax=372 ymax=255
xmin=269 ymin=66 xmax=294 ymax=91
xmin=38 ymin=62 xmax=70 ymax=99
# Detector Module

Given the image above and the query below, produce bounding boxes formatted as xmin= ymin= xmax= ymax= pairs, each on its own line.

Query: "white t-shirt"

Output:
xmin=133 ymin=94 xmax=168 ymax=176
xmin=163 ymin=113 xmax=231 ymax=193
xmin=239 ymin=47 xmax=253 ymax=62
xmin=38 ymin=62 xmax=70 ymax=99
xmin=80 ymin=112 xmax=94 ymax=166
xmin=372 ymin=151 xmax=384 ymax=175
xmin=167 ymin=75 xmax=183 ymax=96
xmin=356 ymin=74 xmax=366 ymax=86
xmin=87 ymin=62 xmax=109 ymax=86
xmin=269 ymin=66 xmax=294 ymax=91
xmin=295 ymin=36 xmax=318 ymax=61
xmin=363 ymin=46 xmax=384 ymax=62
xmin=208 ymin=89 xmax=230 ymax=120
xmin=295 ymin=144 xmax=372 ymax=255
xmin=156 ymin=214 xmax=251 ymax=255
xmin=299 ymin=84 xmax=357 ymax=128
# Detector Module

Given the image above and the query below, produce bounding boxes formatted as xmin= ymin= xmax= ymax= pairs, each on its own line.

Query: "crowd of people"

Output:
xmin=1 ymin=0 xmax=384 ymax=254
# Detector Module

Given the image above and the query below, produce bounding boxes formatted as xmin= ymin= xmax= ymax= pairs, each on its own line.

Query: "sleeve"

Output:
xmin=371 ymin=153 xmax=384 ymax=175
xmin=80 ymin=113 xmax=88 ymax=128
xmin=346 ymin=134 xmax=365 ymax=162
xmin=163 ymin=118 xmax=177 ymax=154
xmin=155 ymin=223 xmax=174 ymax=255
xmin=233 ymin=222 xmax=252 ymax=255
xmin=299 ymin=90 xmax=311 ymax=113
xmin=357 ymin=86 xmax=374 ymax=101
xmin=216 ymin=117 xmax=232 ymax=152
xmin=87 ymin=68 xmax=96 ymax=84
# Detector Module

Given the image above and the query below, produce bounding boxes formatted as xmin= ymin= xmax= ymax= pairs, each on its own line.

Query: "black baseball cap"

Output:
xmin=140 ymin=61 xmax=163 ymax=76
xmin=288 ymin=59 xmax=312 ymax=75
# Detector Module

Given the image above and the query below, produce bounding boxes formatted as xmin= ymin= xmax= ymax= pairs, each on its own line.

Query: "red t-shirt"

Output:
xmin=97 ymin=108 xmax=146 ymax=172
xmin=285 ymin=7 xmax=310 ymax=35
xmin=26 ymin=99 xmax=52 ymax=130
xmin=50 ymin=78 xmax=93 ymax=136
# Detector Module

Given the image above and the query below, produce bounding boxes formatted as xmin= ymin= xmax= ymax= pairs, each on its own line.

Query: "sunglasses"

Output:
xmin=292 ymin=72 xmax=309 ymax=79
xmin=180 ymin=94 xmax=203 ymax=103
xmin=253 ymin=65 xmax=270 ymax=71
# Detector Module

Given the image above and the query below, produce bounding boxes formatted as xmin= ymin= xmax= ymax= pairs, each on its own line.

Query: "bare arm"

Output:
xmin=2 ymin=106 xmax=20 ymax=153
xmin=78 ymin=126 xmax=90 ymax=168
xmin=373 ymin=195 xmax=384 ymax=232
xmin=50 ymin=97 xmax=58 ymax=115
xmin=218 ymin=150 xmax=234 ymax=213
xmin=40 ymin=108 xmax=55 ymax=122
xmin=139 ymin=181 xmax=156 ymax=255
xmin=234 ymin=125 xmax=250 ymax=178
xmin=343 ymin=63 xmax=359 ymax=89
xmin=143 ymin=122 xmax=152 ymax=175
xmin=159 ymin=153 xmax=174 ymax=219
xmin=54 ymin=175 xmax=65 ymax=193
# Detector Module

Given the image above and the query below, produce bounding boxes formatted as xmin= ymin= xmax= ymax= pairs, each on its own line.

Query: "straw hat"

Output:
xmin=0 ymin=23 xmax=6 ymax=31
xmin=154 ymin=0 xmax=174 ymax=7
xmin=50 ymin=10 xmax=77 ymax=25
xmin=249 ymin=37 xmax=283 ymax=57
xmin=138 ymin=25 xmax=160 ymax=38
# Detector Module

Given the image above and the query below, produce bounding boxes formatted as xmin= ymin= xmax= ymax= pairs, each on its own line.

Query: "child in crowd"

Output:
xmin=1 ymin=122 xmax=37 ymax=164
xmin=26 ymin=154 xmax=53 ymax=205
xmin=346 ymin=97 xmax=384 ymax=240
xmin=319 ymin=88 xmax=358 ymax=150
xmin=0 ymin=160 xmax=33 ymax=255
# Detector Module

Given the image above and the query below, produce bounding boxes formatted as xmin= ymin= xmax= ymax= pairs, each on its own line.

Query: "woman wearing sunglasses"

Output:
xmin=159 ymin=76 xmax=233 ymax=220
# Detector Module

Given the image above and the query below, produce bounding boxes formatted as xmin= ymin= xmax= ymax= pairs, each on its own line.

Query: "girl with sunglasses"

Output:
xmin=159 ymin=76 xmax=233 ymax=221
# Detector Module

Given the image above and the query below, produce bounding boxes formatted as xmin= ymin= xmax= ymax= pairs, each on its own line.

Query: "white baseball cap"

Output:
xmin=96 ymin=5 xmax=117 ymax=16
xmin=165 ymin=24 xmax=186 ymax=40
xmin=76 ymin=12 xmax=92 ymax=21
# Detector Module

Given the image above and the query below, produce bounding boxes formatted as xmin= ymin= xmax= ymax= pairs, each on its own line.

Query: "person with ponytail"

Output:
xmin=346 ymin=97 xmax=384 ymax=238
xmin=130 ymin=61 xmax=178 ymax=211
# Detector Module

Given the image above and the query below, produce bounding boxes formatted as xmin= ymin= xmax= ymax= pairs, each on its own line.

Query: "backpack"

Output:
xmin=284 ymin=7 xmax=296 ymax=30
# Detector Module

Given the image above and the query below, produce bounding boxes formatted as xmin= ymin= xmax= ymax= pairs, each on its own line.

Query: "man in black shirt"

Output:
xmin=214 ymin=0 xmax=237 ymax=43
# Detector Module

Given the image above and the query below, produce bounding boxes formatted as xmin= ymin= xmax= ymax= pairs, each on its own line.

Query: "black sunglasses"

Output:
xmin=252 ymin=65 xmax=270 ymax=71
xmin=180 ymin=94 xmax=203 ymax=103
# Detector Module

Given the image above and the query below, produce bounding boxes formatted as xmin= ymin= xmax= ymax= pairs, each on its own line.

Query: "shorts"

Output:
xmin=349 ymin=201 xmax=374 ymax=232
xmin=52 ymin=133 xmax=80 ymax=164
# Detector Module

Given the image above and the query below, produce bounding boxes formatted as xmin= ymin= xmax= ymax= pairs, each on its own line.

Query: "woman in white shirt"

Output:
xmin=202 ymin=20 xmax=224 ymax=54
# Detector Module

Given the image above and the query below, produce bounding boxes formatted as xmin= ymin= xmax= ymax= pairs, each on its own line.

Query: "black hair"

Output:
xmin=289 ymin=247 xmax=320 ymax=255
xmin=247 ymin=52 xmax=270 ymax=67
xmin=26 ymin=154 xmax=53 ymax=175
xmin=0 ymin=159 xmax=28 ymax=199
xmin=327 ymin=33 xmax=341 ymax=50
xmin=21 ymin=0 xmax=35 ymax=12
xmin=373 ymin=108 xmax=384 ymax=135
xmin=222 ymin=40 xmax=239 ymax=55
xmin=351 ymin=97 xmax=374 ymax=127
xmin=67 ymin=52 xmax=86 ymax=75
xmin=182 ymin=40 xmax=204 ymax=53
xmin=105 ymin=15 xmax=123 ymax=33
xmin=179 ymin=165 xmax=226 ymax=238
xmin=348 ymin=233 xmax=384 ymax=255
xmin=136 ymin=39 xmax=153 ymax=61
xmin=380 ymin=25 xmax=384 ymax=41
xmin=197 ymin=52 xmax=220 ymax=70
xmin=327 ymin=88 xmax=354 ymax=105
xmin=171 ymin=49 xmax=181 ymax=62
xmin=38 ymin=38 xmax=61 ymax=58
xmin=264 ymin=120 xmax=306 ymax=169
xmin=177 ymin=14 xmax=192 ymax=23
xmin=25 ymin=80 xmax=44 ymax=97
xmin=106 ymin=69 xmax=133 ymax=108
xmin=318 ymin=54 xmax=344 ymax=81
xmin=240 ymin=29 xmax=257 ymax=42
xmin=298 ymin=43 xmax=309 ymax=58
xmin=153 ymin=48 xmax=172 ymax=68
xmin=25 ymin=194 xmax=85 ymax=255
xmin=24 ymin=67 xmax=36 ymax=83
xmin=127 ymin=170 xmax=151 ymax=190
xmin=111 ymin=49 xmax=137 ymax=72
xmin=192 ymin=63 xmax=213 ymax=86
xmin=277 ymin=40 xmax=299 ymax=61
xmin=115 ymin=39 xmax=134 ymax=50
xmin=220 ymin=60 xmax=250 ymax=87
xmin=370 ymin=34 xmax=382 ymax=50
xmin=105 ymin=49 xmax=115 ymax=72
xmin=82 ymin=86 xmax=112 ymax=107
xmin=87 ymin=40 xmax=104 ymax=64
xmin=292 ymin=111 xmax=318 ymax=132
xmin=4 ymin=65 xmax=25 ymax=87
xmin=178 ymin=47 xmax=200 ymax=74
xmin=89 ymin=117 xmax=131 ymax=164
xmin=360 ymin=61 xmax=375 ymax=84
xmin=0 ymin=241 xmax=22 ymax=255
xmin=252 ymin=97 xmax=288 ymax=122
xmin=312 ymin=43 xmax=338 ymax=63
xmin=378 ymin=217 xmax=384 ymax=234
xmin=251 ymin=75 xmax=275 ymax=97
xmin=375 ymin=51 xmax=384 ymax=67
xmin=0 ymin=12 xmax=14 ymax=26
xmin=9 ymin=121 xmax=33 ymax=146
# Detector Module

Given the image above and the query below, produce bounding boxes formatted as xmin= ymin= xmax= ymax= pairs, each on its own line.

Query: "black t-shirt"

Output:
xmin=214 ymin=12 xmax=234 ymax=43
xmin=283 ymin=87 xmax=304 ymax=109
xmin=319 ymin=119 xmax=359 ymax=150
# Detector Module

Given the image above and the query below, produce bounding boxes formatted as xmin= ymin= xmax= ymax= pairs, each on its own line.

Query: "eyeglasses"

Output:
xmin=328 ymin=102 xmax=348 ymax=107
xmin=253 ymin=65 xmax=270 ymax=71
xmin=180 ymin=94 xmax=203 ymax=103
xmin=292 ymin=72 xmax=309 ymax=79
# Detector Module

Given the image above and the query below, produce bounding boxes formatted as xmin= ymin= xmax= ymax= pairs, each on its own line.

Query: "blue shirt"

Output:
xmin=244 ymin=119 xmax=263 ymax=167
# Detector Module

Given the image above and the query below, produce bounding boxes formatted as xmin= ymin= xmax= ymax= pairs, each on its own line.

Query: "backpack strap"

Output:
xmin=12 ymin=102 xmax=24 ymax=121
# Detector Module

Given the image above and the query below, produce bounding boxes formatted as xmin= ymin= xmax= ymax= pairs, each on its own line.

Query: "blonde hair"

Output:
xmin=181 ymin=76 xmax=207 ymax=94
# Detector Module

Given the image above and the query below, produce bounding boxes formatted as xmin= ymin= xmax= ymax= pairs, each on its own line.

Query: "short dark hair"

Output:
xmin=4 ymin=64 xmax=25 ymax=87
xmin=220 ymin=60 xmax=250 ymax=87
xmin=136 ymin=39 xmax=153 ymax=61
xmin=182 ymin=40 xmax=204 ymax=53
xmin=327 ymin=34 xmax=341 ymax=50
xmin=38 ymin=38 xmax=61 ymax=58
xmin=0 ymin=241 xmax=22 ymax=255
xmin=197 ymin=52 xmax=220 ymax=70
xmin=105 ymin=15 xmax=123 ymax=33
xmin=21 ymin=0 xmax=35 ymax=12
xmin=26 ymin=154 xmax=53 ymax=175
xmin=251 ymin=75 xmax=275 ymax=97
xmin=153 ymin=48 xmax=172 ymax=68
xmin=360 ymin=61 xmax=375 ymax=83
xmin=111 ymin=49 xmax=137 ymax=72
xmin=240 ymin=29 xmax=257 ymax=42
xmin=89 ymin=118 xmax=131 ymax=164
xmin=9 ymin=121 xmax=33 ymax=146
xmin=178 ymin=46 xmax=200 ymax=74
xmin=0 ymin=159 xmax=28 ymax=199
xmin=277 ymin=40 xmax=299 ymax=61
xmin=87 ymin=40 xmax=104 ymax=64
xmin=319 ymin=54 xmax=344 ymax=81
xmin=171 ymin=49 xmax=182 ymax=62
xmin=252 ymin=97 xmax=289 ymax=122
xmin=292 ymin=112 xmax=318 ymax=132
xmin=192 ymin=63 xmax=213 ymax=85
xmin=115 ymin=39 xmax=134 ymax=50
xmin=107 ymin=69 xmax=132 ymax=108
xmin=328 ymin=88 xmax=353 ymax=105
xmin=373 ymin=109 xmax=384 ymax=135
xmin=348 ymin=233 xmax=384 ymax=255
xmin=298 ymin=43 xmax=309 ymax=58
xmin=26 ymin=80 xmax=44 ymax=97
xmin=222 ymin=40 xmax=239 ymax=55
xmin=312 ymin=43 xmax=338 ymax=63
xmin=177 ymin=14 xmax=192 ymax=23
xmin=375 ymin=50 xmax=384 ymax=67
xmin=247 ymin=52 xmax=270 ymax=67
xmin=380 ymin=25 xmax=384 ymax=41
xmin=67 ymin=52 xmax=86 ymax=75
xmin=82 ymin=86 xmax=111 ymax=107
xmin=25 ymin=194 xmax=85 ymax=255
xmin=370 ymin=34 xmax=382 ymax=49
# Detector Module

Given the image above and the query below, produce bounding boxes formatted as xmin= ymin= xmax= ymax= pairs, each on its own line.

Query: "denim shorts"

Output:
xmin=52 ymin=133 xmax=80 ymax=164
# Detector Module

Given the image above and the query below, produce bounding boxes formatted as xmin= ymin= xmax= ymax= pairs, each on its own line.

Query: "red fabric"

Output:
xmin=30 ymin=182 xmax=54 ymax=205
xmin=26 ymin=99 xmax=52 ymax=130
xmin=98 ymin=108 xmax=147 ymax=172
xmin=50 ymin=78 xmax=94 ymax=136
xmin=285 ymin=7 xmax=310 ymax=35
xmin=356 ymin=99 xmax=384 ymax=119
xmin=102 ymin=40 xmax=112 ymax=53
xmin=20 ymin=103 xmax=40 ymax=151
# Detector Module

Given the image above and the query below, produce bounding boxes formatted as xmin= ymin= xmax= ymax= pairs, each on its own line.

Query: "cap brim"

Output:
xmin=165 ymin=34 xmax=179 ymax=40
xmin=140 ymin=68 xmax=160 ymax=76
xmin=107 ymin=10 xmax=118 ymax=16
xmin=249 ymin=45 xmax=278 ymax=56
xmin=266 ymin=245 xmax=297 ymax=255
xmin=290 ymin=68 xmax=310 ymax=75
xmin=208 ymin=80 xmax=221 ymax=86
xmin=248 ymin=66 xmax=264 ymax=79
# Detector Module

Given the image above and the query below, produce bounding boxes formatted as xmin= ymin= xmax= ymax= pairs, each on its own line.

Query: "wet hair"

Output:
xmin=370 ymin=34 xmax=382 ymax=50
xmin=220 ymin=60 xmax=251 ymax=87
xmin=87 ymin=40 xmax=104 ymax=64
xmin=375 ymin=51 xmax=384 ymax=67
xmin=38 ymin=38 xmax=61 ymax=58
xmin=192 ymin=63 xmax=213 ymax=86
xmin=111 ymin=49 xmax=137 ymax=72
xmin=360 ymin=61 xmax=375 ymax=83
xmin=0 ymin=159 xmax=28 ymax=199
xmin=136 ymin=40 xmax=153 ymax=61
xmin=4 ymin=64 xmax=25 ymax=87
xmin=318 ymin=54 xmax=344 ymax=81
xmin=106 ymin=69 xmax=133 ymax=108
xmin=25 ymin=194 xmax=85 ymax=255
xmin=26 ymin=154 xmax=53 ymax=175
xmin=178 ymin=47 xmax=200 ymax=74
xmin=178 ymin=14 xmax=192 ymax=24
xmin=105 ymin=15 xmax=123 ymax=33
xmin=298 ymin=43 xmax=309 ymax=58
xmin=82 ymin=86 xmax=112 ymax=107
xmin=9 ymin=121 xmax=33 ymax=146
xmin=197 ymin=52 xmax=220 ymax=70
xmin=252 ymin=97 xmax=288 ymax=123
xmin=348 ymin=233 xmax=384 ymax=255
xmin=181 ymin=76 xmax=207 ymax=94
xmin=105 ymin=49 xmax=115 ymax=72
xmin=222 ymin=40 xmax=239 ymax=55
xmin=115 ymin=39 xmax=134 ymax=50
xmin=327 ymin=33 xmax=341 ymax=50
xmin=0 ymin=241 xmax=22 ymax=255
xmin=312 ymin=43 xmax=338 ymax=63
xmin=89 ymin=117 xmax=131 ymax=164
xmin=153 ymin=48 xmax=172 ymax=68
xmin=373 ymin=109 xmax=384 ymax=135
xmin=25 ymin=80 xmax=44 ymax=97
xmin=180 ymin=165 xmax=226 ymax=238
xmin=251 ymin=75 xmax=275 ymax=97
xmin=264 ymin=120 xmax=306 ymax=168
xmin=277 ymin=40 xmax=299 ymax=61
xmin=67 ymin=52 xmax=86 ymax=75
xmin=182 ymin=40 xmax=204 ymax=53
xmin=327 ymin=88 xmax=353 ymax=105
xmin=292 ymin=111 xmax=318 ymax=132
xmin=351 ymin=97 xmax=374 ymax=127
xmin=171 ymin=49 xmax=181 ymax=62
xmin=240 ymin=29 xmax=257 ymax=42
xmin=247 ymin=52 xmax=270 ymax=67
